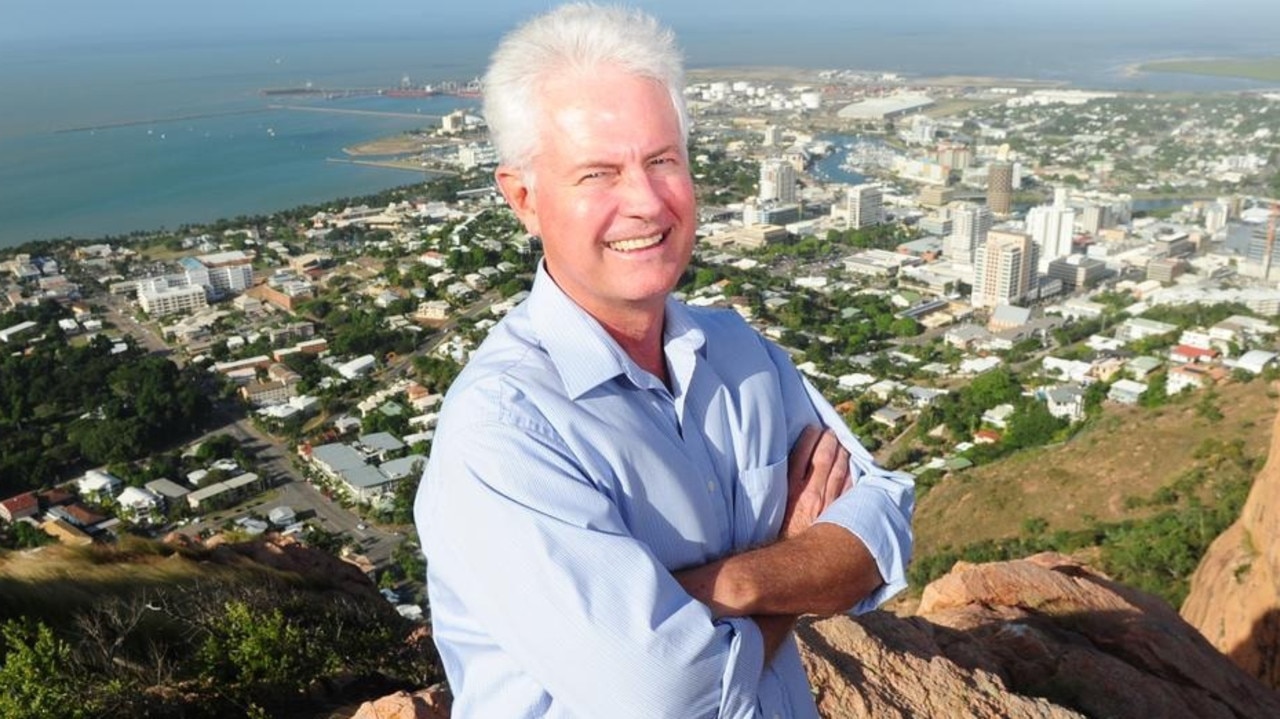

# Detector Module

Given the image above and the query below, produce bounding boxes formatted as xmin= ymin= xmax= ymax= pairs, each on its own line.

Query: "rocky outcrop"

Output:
xmin=799 ymin=553 xmax=1280 ymax=719
xmin=1182 ymin=402 xmax=1280 ymax=689
xmin=350 ymin=685 xmax=450 ymax=719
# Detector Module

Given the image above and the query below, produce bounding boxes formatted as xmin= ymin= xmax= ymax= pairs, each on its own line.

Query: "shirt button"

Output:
xmin=706 ymin=481 xmax=716 ymax=494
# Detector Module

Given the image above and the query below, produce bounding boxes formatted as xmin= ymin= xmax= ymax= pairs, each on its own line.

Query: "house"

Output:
xmin=1115 ymin=317 xmax=1177 ymax=343
xmin=959 ymin=356 xmax=1003 ymax=375
xmin=48 ymin=503 xmax=107 ymax=529
xmin=1042 ymin=356 xmax=1094 ymax=385
xmin=1235 ymin=350 xmax=1278 ymax=375
xmin=145 ymin=478 xmax=190 ymax=504
xmin=1127 ymin=356 xmax=1163 ymax=379
xmin=1169 ymin=344 xmax=1219 ymax=365
xmin=905 ymin=386 xmax=948 ymax=408
xmin=338 ymin=355 xmax=377 ymax=380
xmin=1045 ymin=385 xmax=1086 ymax=423
xmin=0 ymin=492 xmax=38 ymax=522
xmin=871 ymin=406 xmax=910 ymax=429
xmin=1108 ymin=379 xmax=1147 ymax=405
xmin=78 ymin=469 xmax=122 ymax=502
xmin=982 ymin=403 xmax=1016 ymax=429
xmin=117 ymin=486 xmax=163 ymax=522
xmin=1167 ymin=365 xmax=1214 ymax=395
xmin=973 ymin=429 xmax=1001 ymax=444
xmin=356 ymin=432 xmax=406 ymax=462
xmin=268 ymin=506 xmax=297 ymax=527
xmin=41 ymin=518 xmax=94 ymax=546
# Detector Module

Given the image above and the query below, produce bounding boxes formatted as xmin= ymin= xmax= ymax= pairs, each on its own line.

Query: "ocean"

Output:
xmin=1 ymin=19 xmax=1277 ymax=248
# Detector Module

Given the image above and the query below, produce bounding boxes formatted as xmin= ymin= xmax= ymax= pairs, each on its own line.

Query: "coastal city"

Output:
xmin=2 ymin=65 xmax=1280 ymax=619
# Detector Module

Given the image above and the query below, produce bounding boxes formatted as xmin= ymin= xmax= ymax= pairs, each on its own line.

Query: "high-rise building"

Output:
xmin=936 ymin=141 xmax=971 ymax=172
xmin=759 ymin=158 xmax=797 ymax=204
xmin=846 ymin=183 xmax=883 ymax=229
xmin=946 ymin=202 xmax=992 ymax=267
xmin=987 ymin=162 xmax=1014 ymax=216
xmin=1080 ymin=203 xmax=1111 ymax=235
xmin=762 ymin=125 xmax=782 ymax=147
xmin=1025 ymin=193 xmax=1076 ymax=272
xmin=972 ymin=229 xmax=1037 ymax=309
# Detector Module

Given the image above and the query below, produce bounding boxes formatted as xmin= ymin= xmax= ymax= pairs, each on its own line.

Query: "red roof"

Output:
xmin=1 ymin=492 xmax=38 ymax=518
xmin=1172 ymin=344 xmax=1218 ymax=360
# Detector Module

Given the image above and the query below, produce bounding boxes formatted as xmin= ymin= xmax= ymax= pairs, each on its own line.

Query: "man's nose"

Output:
xmin=619 ymin=169 xmax=664 ymax=218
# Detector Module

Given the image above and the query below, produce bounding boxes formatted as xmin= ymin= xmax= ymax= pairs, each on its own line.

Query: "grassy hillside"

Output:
xmin=0 ymin=536 xmax=440 ymax=719
xmin=910 ymin=380 xmax=1275 ymax=605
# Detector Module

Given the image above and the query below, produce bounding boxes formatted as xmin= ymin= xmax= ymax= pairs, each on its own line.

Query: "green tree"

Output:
xmin=0 ymin=620 xmax=83 ymax=719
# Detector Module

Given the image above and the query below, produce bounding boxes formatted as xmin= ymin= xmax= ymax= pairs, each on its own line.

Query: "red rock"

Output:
xmin=1182 ymin=397 xmax=1280 ymax=689
xmin=799 ymin=553 xmax=1280 ymax=718
xmin=350 ymin=685 xmax=450 ymax=719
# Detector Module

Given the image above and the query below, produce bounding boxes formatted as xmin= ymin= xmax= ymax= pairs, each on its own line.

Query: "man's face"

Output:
xmin=497 ymin=66 xmax=696 ymax=326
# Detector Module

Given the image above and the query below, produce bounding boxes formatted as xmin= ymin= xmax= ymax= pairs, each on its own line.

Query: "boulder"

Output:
xmin=799 ymin=553 xmax=1280 ymax=718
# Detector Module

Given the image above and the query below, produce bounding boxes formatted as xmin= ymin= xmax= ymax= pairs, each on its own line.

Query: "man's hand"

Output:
xmin=780 ymin=426 xmax=851 ymax=540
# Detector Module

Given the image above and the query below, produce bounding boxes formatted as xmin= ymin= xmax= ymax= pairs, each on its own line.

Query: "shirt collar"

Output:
xmin=526 ymin=262 xmax=705 ymax=401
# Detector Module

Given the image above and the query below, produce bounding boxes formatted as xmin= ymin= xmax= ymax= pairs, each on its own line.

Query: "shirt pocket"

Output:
xmin=733 ymin=456 xmax=787 ymax=550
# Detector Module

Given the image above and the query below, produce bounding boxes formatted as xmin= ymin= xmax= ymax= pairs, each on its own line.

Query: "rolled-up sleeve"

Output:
xmin=762 ymin=340 xmax=916 ymax=614
xmin=419 ymin=420 xmax=769 ymax=719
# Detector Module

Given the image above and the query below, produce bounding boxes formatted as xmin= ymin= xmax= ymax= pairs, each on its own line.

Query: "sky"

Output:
xmin=6 ymin=0 xmax=1280 ymax=45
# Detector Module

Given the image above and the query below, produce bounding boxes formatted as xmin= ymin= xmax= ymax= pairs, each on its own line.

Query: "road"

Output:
xmin=97 ymin=290 xmax=425 ymax=570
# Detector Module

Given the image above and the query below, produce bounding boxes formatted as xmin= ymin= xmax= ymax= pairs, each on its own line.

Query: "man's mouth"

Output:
xmin=606 ymin=233 xmax=664 ymax=253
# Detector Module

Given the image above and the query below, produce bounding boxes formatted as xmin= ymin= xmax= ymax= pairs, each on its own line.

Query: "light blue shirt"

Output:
xmin=416 ymin=265 xmax=914 ymax=718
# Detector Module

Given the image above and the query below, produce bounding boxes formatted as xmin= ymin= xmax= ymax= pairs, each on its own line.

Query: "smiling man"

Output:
xmin=414 ymin=5 xmax=914 ymax=718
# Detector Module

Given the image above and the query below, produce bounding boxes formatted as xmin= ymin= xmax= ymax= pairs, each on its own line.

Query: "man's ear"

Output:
xmin=495 ymin=166 xmax=540 ymax=237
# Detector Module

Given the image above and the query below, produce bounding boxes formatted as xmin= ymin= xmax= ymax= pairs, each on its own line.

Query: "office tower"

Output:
xmin=987 ymin=162 xmax=1013 ymax=216
xmin=1026 ymin=195 xmax=1076 ymax=272
xmin=846 ymin=183 xmax=883 ymax=229
xmin=946 ymin=202 xmax=992 ymax=267
xmin=759 ymin=158 xmax=797 ymax=204
xmin=762 ymin=125 xmax=782 ymax=147
xmin=972 ymin=229 xmax=1037 ymax=309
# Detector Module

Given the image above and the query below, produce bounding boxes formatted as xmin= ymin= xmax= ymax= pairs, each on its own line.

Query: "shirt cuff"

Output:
xmin=815 ymin=475 xmax=914 ymax=614
xmin=716 ymin=616 xmax=766 ymax=718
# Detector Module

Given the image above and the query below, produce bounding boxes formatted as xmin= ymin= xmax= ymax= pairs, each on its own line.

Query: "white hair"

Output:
xmin=482 ymin=3 xmax=689 ymax=170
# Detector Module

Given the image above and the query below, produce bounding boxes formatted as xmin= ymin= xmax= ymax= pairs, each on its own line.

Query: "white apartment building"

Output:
xmin=845 ymin=183 xmax=883 ymax=229
xmin=758 ymin=158 xmax=797 ymax=204
xmin=1026 ymin=188 xmax=1076 ymax=272
xmin=138 ymin=279 xmax=208 ymax=317
xmin=946 ymin=202 xmax=992 ymax=266
xmin=972 ymin=230 xmax=1037 ymax=309
xmin=194 ymin=251 xmax=254 ymax=294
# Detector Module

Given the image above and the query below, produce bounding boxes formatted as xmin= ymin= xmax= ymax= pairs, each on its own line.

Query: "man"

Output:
xmin=415 ymin=5 xmax=914 ymax=717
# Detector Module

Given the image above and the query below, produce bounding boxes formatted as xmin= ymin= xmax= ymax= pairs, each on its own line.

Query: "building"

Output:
xmin=0 ymin=492 xmax=38 ymax=522
xmin=1115 ymin=317 xmax=1177 ymax=343
xmin=917 ymin=186 xmax=954 ymax=208
xmin=138 ymin=279 xmax=208 ymax=317
xmin=946 ymin=202 xmax=992 ymax=267
xmin=117 ymin=486 xmax=163 ymax=522
xmin=836 ymin=94 xmax=934 ymax=121
xmin=78 ymin=469 xmax=122 ymax=502
xmin=1026 ymin=190 xmax=1076 ymax=272
xmin=1047 ymin=255 xmax=1109 ymax=292
xmin=935 ymin=141 xmax=971 ymax=171
xmin=1080 ymin=203 xmax=1111 ymax=235
xmin=972 ymin=230 xmax=1037 ymax=309
xmin=845 ymin=183 xmax=883 ymax=229
xmin=1108 ymin=379 xmax=1148 ymax=405
xmin=987 ymin=162 xmax=1013 ymax=216
xmin=1147 ymin=258 xmax=1186 ymax=284
xmin=193 ymin=251 xmax=255 ymax=295
xmin=758 ymin=158 xmax=797 ymax=204
xmin=0 ymin=321 xmax=38 ymax=344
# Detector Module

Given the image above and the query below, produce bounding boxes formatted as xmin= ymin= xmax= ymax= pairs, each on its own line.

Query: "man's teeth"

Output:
xmin=608 ymin=234 xmax=663 ymax=252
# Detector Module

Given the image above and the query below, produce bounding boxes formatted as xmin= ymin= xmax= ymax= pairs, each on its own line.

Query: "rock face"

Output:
xmin=1182 ymin=403 xmax=1280 ymax=689
xmin=350 ymin=685 xmax=450 ymax=719
xmin=798 ymin=553 xmax=1280 ymax=719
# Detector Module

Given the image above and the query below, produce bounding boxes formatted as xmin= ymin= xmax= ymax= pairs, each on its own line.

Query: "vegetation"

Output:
xmin=0 ymin=306 xmax=210 ymax=494
xmin=0 ymin=540 xmax=441 ymax=718
xmin=1139 ymin=57 xmax=1280 ymax=83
